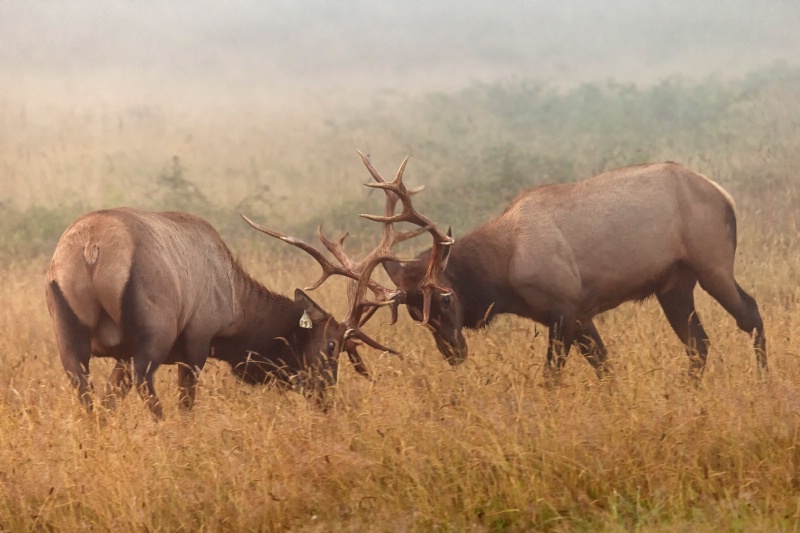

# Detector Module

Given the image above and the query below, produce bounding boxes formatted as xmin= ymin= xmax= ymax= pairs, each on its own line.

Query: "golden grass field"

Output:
xmin=1 ymin=191 xmax=799 ymax=532
xmin=1 ymin=76 xmax=800 ymax=530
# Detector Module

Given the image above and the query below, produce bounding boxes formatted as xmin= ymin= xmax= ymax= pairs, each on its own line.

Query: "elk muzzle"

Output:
xmin=433 ymin=328 xmax=468 ymax=365
xmin=291 ymin=367 xmax=337 ymax=406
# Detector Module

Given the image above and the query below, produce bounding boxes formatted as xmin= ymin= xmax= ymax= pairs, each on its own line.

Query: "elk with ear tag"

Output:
xmin=45 ymin=207 xmax=400 ymax=418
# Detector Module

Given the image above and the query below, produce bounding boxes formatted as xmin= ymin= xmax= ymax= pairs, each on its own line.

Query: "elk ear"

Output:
xmin=294 ymin=289 xmax=327 ymax=323
xmin=382 ymin=260 xmax=403 ymax=286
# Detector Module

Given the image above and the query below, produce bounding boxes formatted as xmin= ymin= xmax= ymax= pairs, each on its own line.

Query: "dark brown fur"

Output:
xmin=46 ymin=208 xmax=349 ymax=418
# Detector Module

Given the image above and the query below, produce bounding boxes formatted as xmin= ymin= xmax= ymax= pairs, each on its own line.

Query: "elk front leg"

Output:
xmin=544 ymin=313 xmax=577 ymax=383
xmin=657 ymin=283 xmax=709 ymax=379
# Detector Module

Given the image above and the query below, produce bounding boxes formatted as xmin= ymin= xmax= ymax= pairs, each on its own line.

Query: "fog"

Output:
xmin=2 ymin=1 xmax=798 ymax=212
xmin=4 ymin=1 xmax=798 ymax=108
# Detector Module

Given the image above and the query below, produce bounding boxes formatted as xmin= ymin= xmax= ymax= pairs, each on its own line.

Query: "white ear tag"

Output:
xmin=299 ymin=310 xmax=313 ymax=329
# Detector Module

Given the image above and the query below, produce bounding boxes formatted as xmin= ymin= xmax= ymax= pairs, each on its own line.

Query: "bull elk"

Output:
xmin=363 ymin=157 xmax=767 ymax=378
xmin=45 ymin=207 xmax=401 ymax=418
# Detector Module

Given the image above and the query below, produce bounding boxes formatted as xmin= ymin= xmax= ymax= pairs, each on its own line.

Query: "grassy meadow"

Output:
xmin=1 ymin=67 xmax=800 ymax=530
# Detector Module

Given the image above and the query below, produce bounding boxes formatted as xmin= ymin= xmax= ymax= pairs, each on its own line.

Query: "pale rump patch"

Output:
xmin=697 ymin=172 xmax=736 ymax=211
xmin=47 ymin=213 xmax=135 ymax=327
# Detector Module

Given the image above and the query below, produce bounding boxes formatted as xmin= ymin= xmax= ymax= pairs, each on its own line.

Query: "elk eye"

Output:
xmin=327 ymin=341 xmax=336 ymax=355
xmin=440 ymin=294 xmax=452 ymax=308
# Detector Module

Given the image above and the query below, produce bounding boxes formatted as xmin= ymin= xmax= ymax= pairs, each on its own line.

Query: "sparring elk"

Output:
xmin=45 ymin=208 xmax=401 ymax=418
xmin=363 ymin=157 xmax=767 ymax=378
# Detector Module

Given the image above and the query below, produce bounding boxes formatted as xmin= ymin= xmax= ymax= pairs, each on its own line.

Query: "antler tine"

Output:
xmin=418 ymin=226 xmax=454 ymax=323
xmin=338 ymin=152 xmax=425 ymax=333
xmin=342 ymin=251 xmax=402 ymax=333
xmin=240 ymin=213 xmax=350 ymax=290
xmin=360 ymin=185 xmax=451 ymax=243
xmin=394 ymin=224 xmax=431 ymax=243
xmin=348 ymin=328 xmax=400 ymax=355
xmin=356 ymin=150 xmax=425 ymax=235
xmin=242 ymin=212 xmax=403 ymax=354
xmin=358 ymin=155 xmax=452 ymax=249
xmin=241 ymin=212 xmax=402 ymax=300
xmin=316 ymin=226 xmax=356 ymax=269
xmin=356 ymin=149 xmax=393 ymax=185
xmin=355 ymin=153 xmax=455 ymax=325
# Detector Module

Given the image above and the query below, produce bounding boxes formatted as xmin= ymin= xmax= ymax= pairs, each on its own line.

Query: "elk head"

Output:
xmin=240 ymin=189 xmax=421 ymax=380
xmin=354 ymin=152 xmax=465 ymax=365
xmin=284 ymin=287 xmax=349 ymax=398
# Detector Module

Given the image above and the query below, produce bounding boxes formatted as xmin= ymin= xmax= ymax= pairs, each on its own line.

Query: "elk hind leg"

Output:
xmin=129 ymin=330 xmax=173 ymax=420
xmin=736 ymin=284 xmax=767 ymax=370
xmin=177 ymin=364 xmax=200 ymax=411
xmin=47 ymin=281 xmax=94 ymax=412
xmin=102 ymin=359 xmax=133 ymax=410
xmin=696 ymin=270 xmax=766 ymax=371
xmin=573 ymin=319 xmax=611 ymax=379
xmin=177 ymin=338 xmax=210 ymax=411
xmin=122 ymin=279 xmax=174 ymax=418
xmin=133 ymin=357 xmax=164 ymax=419
xmin=657 ymin=281 xmax=709 ymax=377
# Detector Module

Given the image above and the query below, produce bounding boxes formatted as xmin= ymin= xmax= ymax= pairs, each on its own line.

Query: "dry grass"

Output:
xmin=1 ymin=206 xmax=799 ymax=532
xmin=2 ymin=72 xmax=800 ymax=530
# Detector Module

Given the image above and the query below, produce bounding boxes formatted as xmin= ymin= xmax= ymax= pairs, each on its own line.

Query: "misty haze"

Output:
xmin=1 ymin=3 xmax=800 ymax=530
xmin=2 ymin=1 xmax=798 ymax=214
xmin=5 ymin=1 xmax=799 ymax=99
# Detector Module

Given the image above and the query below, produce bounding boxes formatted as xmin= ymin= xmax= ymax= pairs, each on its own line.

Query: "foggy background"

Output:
xmin=4 ymin=1 xmax=799 ymax=108
xmin=1 ymin=1 xmax=799 ymax=228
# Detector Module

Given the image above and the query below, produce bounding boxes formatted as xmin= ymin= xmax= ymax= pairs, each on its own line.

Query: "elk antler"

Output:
xmin=356 ymin=150 xmax=454 ymax=324
xmin=239 ymin=213 xmax=417 ymax=354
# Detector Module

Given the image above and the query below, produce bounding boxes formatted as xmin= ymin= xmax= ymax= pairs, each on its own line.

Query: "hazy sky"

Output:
xmin=3 ymin=1 xmax=799 ymax=107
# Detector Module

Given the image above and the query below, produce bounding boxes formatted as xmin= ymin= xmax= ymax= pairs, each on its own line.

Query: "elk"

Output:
xmin=45 ymin=207 xmax=399 ymax=418
xmin=366 ymin=159 xmax=767 ymax=378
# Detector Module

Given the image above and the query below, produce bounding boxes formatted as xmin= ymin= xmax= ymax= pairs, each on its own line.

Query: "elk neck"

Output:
xmin=439 ymin=217 xmax=525 ymax=330
xmin=210 ymin=263 xmax=311 ymax=377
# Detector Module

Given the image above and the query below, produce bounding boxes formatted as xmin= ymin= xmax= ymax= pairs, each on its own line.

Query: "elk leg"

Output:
xmin=102 ymin=359 xmax=133 ymax=410
xmin=177 ymin=364 xmax=200 ymax=410
xmin=736 ymin=284 xmax=768 ymax=371
xmin=130 ymin=331 xmax=172 ymax=419
xmin=573 ymin=319 xmax=611 ymax=378
xmin=657 ymin=284 xmax=709 ymax=377
xmin=61 ymin=352 xmax=93 ymax=413
xmin=47 ymin=281 xmax=94 ymax=412
xmin=177 ymin=340 xmax=209 ymax=411
xmin=133 ymin=356 xmax=163 ymax=419
xmin=695 ymin=271 xmax=767 ymax=371
xmin=545 ymin=313 xmax=576 ymax=382
xmin=59 ymin=353 xmax=94 ymax=413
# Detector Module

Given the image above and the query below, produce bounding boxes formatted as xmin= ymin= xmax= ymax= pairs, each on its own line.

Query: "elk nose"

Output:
xmin=436 ymin=333 xmax=468 ymax=365
xmin=445 ymin=347 xmax=468 ymax=366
